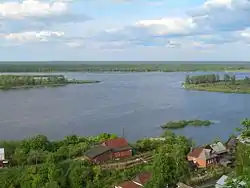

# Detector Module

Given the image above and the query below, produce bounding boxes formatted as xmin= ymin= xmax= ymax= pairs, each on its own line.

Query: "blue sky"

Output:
xmin=1 ymin=0 xmax=250 ymax=61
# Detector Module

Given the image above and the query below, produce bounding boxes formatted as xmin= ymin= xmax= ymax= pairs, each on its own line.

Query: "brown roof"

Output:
xmin=133 ymin=172 xmax=152 ymax=185
xmin=103 ymin=138 xmax=129 ymax=149
xmin=187 ymin=147 xmax=204 ymax=158
xmin=115 ymin=181 xmax=141 ymax=188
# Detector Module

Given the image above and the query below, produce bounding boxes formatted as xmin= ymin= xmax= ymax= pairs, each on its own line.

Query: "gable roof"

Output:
xmin=188 ymin=147 xmax=204 ymax=158
xmin=209 ymin=142 xmax=227 ymax=154
xmin=103 ymin=138 xmax=129 ymax=149
xmin=188 ymin=147 xmax=216 ymax=160
xmin=133 ymin=172 xmax=151 ymax=186
xmin=85 ymin=145 xmax=111 ymax=158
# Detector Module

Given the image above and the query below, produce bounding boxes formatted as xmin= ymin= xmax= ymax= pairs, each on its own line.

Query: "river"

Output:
xmin=0 ymin=72 xmax=249 ymax=145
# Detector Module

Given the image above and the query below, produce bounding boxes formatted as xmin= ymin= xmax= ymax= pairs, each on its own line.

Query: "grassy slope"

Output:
xmin=184 ymin=80 xmax=250 ymax=94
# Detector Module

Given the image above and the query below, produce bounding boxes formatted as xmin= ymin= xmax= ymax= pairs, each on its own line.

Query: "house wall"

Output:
xmin=113 ymin=150 xmax=132 ymax=159
xmin=187 ymin=156 xmax=207 ymax=168
xmin=92 ymin=151 xmax=113 ymax=164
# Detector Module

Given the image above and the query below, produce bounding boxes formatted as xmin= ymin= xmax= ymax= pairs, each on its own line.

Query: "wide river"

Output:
xmin=0 ymin=72 xmax=249 ymax=145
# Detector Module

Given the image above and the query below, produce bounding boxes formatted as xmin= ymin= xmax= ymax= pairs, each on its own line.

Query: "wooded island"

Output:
xmin=0 ymin=75 xmax=100 ymax=90
xmin=161 ymin=120 xmax=213 ymax=129
xmin=184 ymin=73 xmax=250 ymax=94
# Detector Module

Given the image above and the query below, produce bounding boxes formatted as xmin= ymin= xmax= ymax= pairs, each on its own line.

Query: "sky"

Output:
xmin=1 ymin=0 xmax=250 ymax=61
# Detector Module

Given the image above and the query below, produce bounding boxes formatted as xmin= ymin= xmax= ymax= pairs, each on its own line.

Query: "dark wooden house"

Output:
xmin=85 ymin=145 xmax=112 ymax=164
xmin=102 ymin=138 xmax=133 ymax=159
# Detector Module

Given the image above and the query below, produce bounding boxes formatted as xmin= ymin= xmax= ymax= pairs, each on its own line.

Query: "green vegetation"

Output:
xmin=0 ymin=75 xmax=100 ymax=90
xmin=161 ymin=120 xmax=213 ymax=129
xmin=0 ymin=63 xmax=250 ymax=72
xmin=0 ymin=131 xmax=192 ymax=188
xmin=184 ymin=73 xmax=250 ymax=94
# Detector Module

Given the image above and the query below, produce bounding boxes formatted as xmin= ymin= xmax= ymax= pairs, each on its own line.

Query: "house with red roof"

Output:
xmin=102 ymin=137 xmax=133 ymax=159
xmin=85 ymin=137 xmax=133 ymax=164
xmin=187 ymin=147 xmax=217 ymax=168
xmin=114 ymin=172 xmax=152 ymax=188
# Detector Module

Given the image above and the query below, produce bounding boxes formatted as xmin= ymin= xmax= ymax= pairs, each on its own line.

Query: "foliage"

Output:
xmin=161 ymin=119 xmax=213 ymax=129
xmin=0 ymin=75 xmax=99 ymax=90
xmin=184 ymin=74 xmax=250 ymax=94
xmin=146 ymin=131 xmax=190 ymax=188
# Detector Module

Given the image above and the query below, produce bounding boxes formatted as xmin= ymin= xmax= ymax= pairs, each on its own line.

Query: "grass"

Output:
xmin=184 ymin=80 xmax=250 ymax=94
xmin=161 ymin=120 xmax=213 ymax=129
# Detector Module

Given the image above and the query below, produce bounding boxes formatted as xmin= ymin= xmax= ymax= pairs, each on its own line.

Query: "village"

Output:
xmin=0 ymin=134 xmax=248 ymax=188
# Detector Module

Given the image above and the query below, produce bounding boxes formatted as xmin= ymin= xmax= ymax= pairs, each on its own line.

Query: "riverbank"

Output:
xmin=0 ymin=75 xmax=100 ymax=90
xmin=1 ymin=63 xmax=250 ymax=72
xmin=161 ymin=120 xmax=213 ymax=129
xmin=184 ymin=80 xmax=250 ymax=94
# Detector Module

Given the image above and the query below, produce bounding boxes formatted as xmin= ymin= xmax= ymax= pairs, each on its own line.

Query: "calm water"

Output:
xmin=0 ymin=72 xmax=249 ymax=145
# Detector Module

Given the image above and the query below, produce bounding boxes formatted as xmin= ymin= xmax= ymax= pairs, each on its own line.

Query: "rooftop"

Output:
xmin=103 ymin=137 xmax=129 ymax=149
xmin=85 ymin=145 xmax=111 ymax=158
xmin=209 ymin=142 xmax=227 ymax=154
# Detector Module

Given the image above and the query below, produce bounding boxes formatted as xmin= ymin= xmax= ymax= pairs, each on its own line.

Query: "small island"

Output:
xmin=183 ymin=73 xmax=250 ymax=94
xmin=161 ymin=120 xmax=213 ymax=129
xmin=0 ymin=75 xmax=100 ymax=90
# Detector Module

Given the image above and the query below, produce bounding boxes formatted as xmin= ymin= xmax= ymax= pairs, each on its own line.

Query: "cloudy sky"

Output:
xmin=1 ymin=0 xmax=250 ymax=61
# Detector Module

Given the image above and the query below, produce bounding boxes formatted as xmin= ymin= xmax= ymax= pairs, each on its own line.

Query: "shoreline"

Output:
xmin=0 ymin=80 xmax=101 ymax=90
xmin=184 ymin=83 xmax=250 ymax=94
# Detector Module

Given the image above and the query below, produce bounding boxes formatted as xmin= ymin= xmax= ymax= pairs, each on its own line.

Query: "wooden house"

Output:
xmin=85 ymin=145 xmax=112 ymax=164
xmin=187 ymin=147 xmax=217 ymax=168
xmin=102 ymin=138 xmax=133 ymax=159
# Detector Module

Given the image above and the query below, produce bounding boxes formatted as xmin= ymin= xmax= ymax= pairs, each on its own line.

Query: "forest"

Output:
xmin=0 ymin=75 xmax=99 ymax=89
xmin=0 ymin=63 xmax=250 ymax=72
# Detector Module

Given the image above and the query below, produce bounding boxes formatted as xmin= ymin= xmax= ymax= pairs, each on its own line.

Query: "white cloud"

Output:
xmin=4 ymin=30 xmax=64 ymax=43
xmin=0 ymin=0 xmax=68 ymax=18
xmin=136 ymin=17 xmax=197 ymax=35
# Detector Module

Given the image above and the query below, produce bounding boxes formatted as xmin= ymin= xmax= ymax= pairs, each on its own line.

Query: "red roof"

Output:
xmin=133 ymin=172 xmax=152 ymax=185
xmin=116 ymin=181 xmax=141 ymax=188
xmin=187 ymin=147 xmax=204 ymax=158
xmin=102 ymin=137 xmax=129 ymax=148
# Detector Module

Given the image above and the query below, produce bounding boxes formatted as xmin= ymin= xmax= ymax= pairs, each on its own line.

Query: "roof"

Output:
xmin=188 ymin=147 xmax=205 ymax=158
xmin=133 ymin=172 xmax=151 ymax=186
xmin=209 ymin=142 xmax=227 ymax=154
xmin=216 ymin=175 xmax=228 ymax=186
xmin=85 ymin=145 xmax=111 ymax=158
xmin=177 ymin=182 xmax=193 ymax=188
xmin=112 ymin=146 xmax=133 ymax=152
xmin=188 ymin=147 xmax=216 ymax=160
xmin=199 ymin=149 xmax=217 ymax=160
xmin=115 ymin=181 xmax=141 ymax=188
xmin=103 ymin=138 xmax=129 ymax=149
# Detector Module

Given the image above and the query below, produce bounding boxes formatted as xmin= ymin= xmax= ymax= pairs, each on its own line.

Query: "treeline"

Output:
xmin=0 ymin=75 xmax=68 ymax=89
xmin=0 ymin=63 xmax=250 ymax=72
xmin=185 ymin=73 xmax=250 ymax=85
xmin=0 ymin=131 xmax=192 ymax=188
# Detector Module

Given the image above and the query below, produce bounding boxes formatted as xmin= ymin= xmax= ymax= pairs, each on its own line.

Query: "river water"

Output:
xmin=0 ymin=72 xmax=249 ymax=145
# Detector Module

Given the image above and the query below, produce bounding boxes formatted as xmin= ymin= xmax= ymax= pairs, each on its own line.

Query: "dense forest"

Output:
xmin=0 ymin=63 xmax=250 ymax=72
xmin=0 ymin=75 xmax=99 ymax=89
